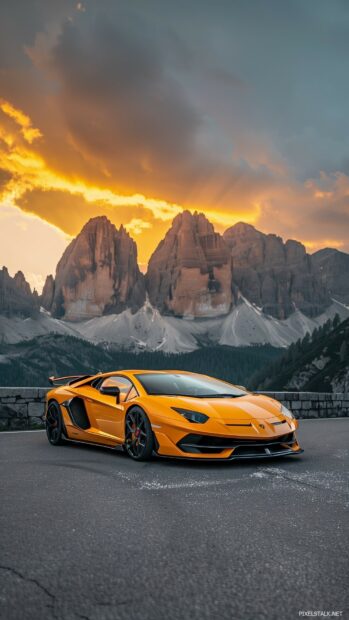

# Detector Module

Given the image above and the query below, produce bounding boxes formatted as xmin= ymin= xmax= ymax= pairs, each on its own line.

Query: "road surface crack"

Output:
xmin=0 ymin=564 xmax=58 ymax=618
xmin=262 ymin=469 xmax=347 ymax=495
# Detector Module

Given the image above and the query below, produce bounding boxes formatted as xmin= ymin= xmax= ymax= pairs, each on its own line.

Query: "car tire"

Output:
xmin=124 ymin=407 xmax=154 ymax=461
xmin=46 ymin=401 xmax=65 ymax=446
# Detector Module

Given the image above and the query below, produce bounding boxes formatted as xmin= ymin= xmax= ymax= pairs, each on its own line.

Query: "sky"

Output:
xmin=0 ymin=0 xmax=348 ymax=291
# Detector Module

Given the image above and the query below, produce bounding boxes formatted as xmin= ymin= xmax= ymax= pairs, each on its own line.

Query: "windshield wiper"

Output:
xmin=148 ymin=393 xmax=199 ymax=397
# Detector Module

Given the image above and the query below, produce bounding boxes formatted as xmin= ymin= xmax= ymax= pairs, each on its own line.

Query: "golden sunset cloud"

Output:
xmin=0 ymin=0 xmax=348 ymax=294
xmin=0 ymin=99 xmax=260 ymax=273
xmin=0 ymin=97 xmax=348 ymax=291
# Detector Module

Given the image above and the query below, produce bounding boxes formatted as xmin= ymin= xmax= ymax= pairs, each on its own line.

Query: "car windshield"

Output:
xmin=135 ymin=373 xmax=247 ymax=398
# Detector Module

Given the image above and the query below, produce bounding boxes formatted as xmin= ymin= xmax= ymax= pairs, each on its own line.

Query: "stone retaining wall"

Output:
xmin=260 ymin=391 xmax=349 ymax=420
xmin=0 ymin=388 xmax=348 ymax=430
xmin=0 ymin=388 xmax=48 ymax=430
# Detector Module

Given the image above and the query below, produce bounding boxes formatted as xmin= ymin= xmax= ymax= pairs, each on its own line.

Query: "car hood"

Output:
xmin=162 ymin=393 xmax=283 ymax=422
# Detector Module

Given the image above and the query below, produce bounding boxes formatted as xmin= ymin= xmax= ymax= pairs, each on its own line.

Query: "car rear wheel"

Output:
xmin=46 ymin=401 xmax=65 ymax=445
xmin=124 ymin=407 xmax=154 ymax=461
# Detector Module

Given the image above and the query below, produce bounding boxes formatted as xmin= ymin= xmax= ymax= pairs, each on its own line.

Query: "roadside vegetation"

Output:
xmin=251 ymin=315 xmax=349 ymax=392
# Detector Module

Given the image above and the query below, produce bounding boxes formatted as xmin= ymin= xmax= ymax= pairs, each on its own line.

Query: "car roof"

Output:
xmin=101 ymin=369 xmax=195 ymax=377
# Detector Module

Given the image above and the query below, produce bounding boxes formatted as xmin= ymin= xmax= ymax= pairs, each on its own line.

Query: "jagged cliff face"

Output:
xmin=223 ymin=222 xmax=331 ymax=319
xmin=40 ymin=275 xmax=55 ymax=311
xmin=47 ymin=217 xmax=145 ymax=321
xmin=2 ymin=215 xmax=345 ymax=327
xmin=146 ymin=211 xmax=233 ymax=317
xmin=0 ymin=268 xmax=39 ymax=318
xmin=312 ymin=248 xmax=349 ymax=304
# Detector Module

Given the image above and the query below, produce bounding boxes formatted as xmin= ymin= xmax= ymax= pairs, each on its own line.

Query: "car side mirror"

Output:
xmin=100 ymin=385 xmax=121 ymax=404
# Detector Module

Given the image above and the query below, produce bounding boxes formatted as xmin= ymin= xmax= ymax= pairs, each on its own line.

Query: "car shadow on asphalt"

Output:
xmin=57 ymin=437 xmax=304 ymax=472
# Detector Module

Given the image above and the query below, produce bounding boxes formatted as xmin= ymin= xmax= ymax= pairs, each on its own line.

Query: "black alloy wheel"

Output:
xmin=46 ymin=401 xmax=65 ymax=445
xmin=124 ymin=407 xmax=154 ymax=461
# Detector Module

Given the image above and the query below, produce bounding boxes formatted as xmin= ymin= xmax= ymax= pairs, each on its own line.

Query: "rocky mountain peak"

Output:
xmin=285 ymin=239 xmax=306 ymax=263
xmin=0 ymin=267 xmax=39 ymax=318
xmin=223 ymin=222 xmax=331 ymax=319
xmin=312 ymin=247 xmax=349 ymax=304
xmin=146 ymin=210 xmax=233 ymax=317
xmin=47 ymin=216 xmax=145 ymax=321
xmin=227 ymin=221 xmax=261 ymax=236
xmin=13 ymin=270 xmax=32 ymax=295
xmin=40 ymin=275 xmax=55 ymax=311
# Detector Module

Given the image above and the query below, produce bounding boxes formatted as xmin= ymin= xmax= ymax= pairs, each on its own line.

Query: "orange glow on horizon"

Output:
xmin=0 ymin=98 xmax=346 ymax=279
xmin=303 ymin=239 xmax=344 ymax=252
xmin=0 ymin=99 xmax=260 ymax=255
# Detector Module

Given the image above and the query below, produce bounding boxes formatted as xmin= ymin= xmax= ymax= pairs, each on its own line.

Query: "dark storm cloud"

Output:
xmin=24 ymin=6 xmax=276 ymax=210
xmin=49 ymin=15 xmax=201 ymax=173
xmin=3 ymin=0 xmax=349 ymax=185
xmin=148 ymin=0 xmax=349 ymax=179
xmin=0 ymin=0 xmax=71 ymax=67
xmin=1 ymin=0 xmax=349 ymax=252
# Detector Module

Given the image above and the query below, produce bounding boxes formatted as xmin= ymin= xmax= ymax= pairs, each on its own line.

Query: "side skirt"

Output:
xmin=63 ymin=437 xmax=123 ymax=451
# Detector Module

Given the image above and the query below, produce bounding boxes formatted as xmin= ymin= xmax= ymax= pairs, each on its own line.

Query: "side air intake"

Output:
xmin=64 ymin=397 xmax=91 ymax=430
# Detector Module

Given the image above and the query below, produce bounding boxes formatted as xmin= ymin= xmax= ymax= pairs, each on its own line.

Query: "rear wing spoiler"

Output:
xmin=48 ymin=374 xmax=93 ymax=386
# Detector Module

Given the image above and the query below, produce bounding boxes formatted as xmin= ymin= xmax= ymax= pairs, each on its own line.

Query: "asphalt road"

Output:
xmin=0 ymin=420 xmax=348 ymax=620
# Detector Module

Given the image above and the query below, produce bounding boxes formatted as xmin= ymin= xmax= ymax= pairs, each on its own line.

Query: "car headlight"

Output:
xmin=280 ymin=404 xmax=294 ymax=419
xmin=172 ymin=407 xmax=209 ymax=424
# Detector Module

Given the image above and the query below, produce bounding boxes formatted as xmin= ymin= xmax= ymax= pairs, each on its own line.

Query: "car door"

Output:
xmin=89 ymin=376 xmax=136 ymax=442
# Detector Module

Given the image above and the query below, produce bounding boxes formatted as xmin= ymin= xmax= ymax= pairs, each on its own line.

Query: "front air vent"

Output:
xmin=232 ymin=443 xmax=293 ymax=457
xmin=225 ymin=423 xmax=252 ymax=427
xmin=272 ymin=419 xmax=286 ymax=426
xmin=177 ymin=432 xmax=295 ymax=455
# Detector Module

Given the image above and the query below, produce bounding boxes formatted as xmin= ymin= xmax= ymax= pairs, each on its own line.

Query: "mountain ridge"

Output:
xmin=312 ymin=247 xmax=349 ymax=304
xmin=223 ymin=221 xmax=331 ymax=319
xmin=38 ymin=212 xmax=348 ymax=322
xmin=1 ymin=213 xmax=348 ymax=348
xmin=0 ymin=297 xmax=348 ymax=353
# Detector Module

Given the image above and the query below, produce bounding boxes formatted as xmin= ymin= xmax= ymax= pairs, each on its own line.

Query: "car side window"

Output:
xmin=100 ymin=376 xmax=134 ymax=403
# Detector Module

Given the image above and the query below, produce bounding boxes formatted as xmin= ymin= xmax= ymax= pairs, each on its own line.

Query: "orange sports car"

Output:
xmin=45 ymin=370 xmax=303 ymax=461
